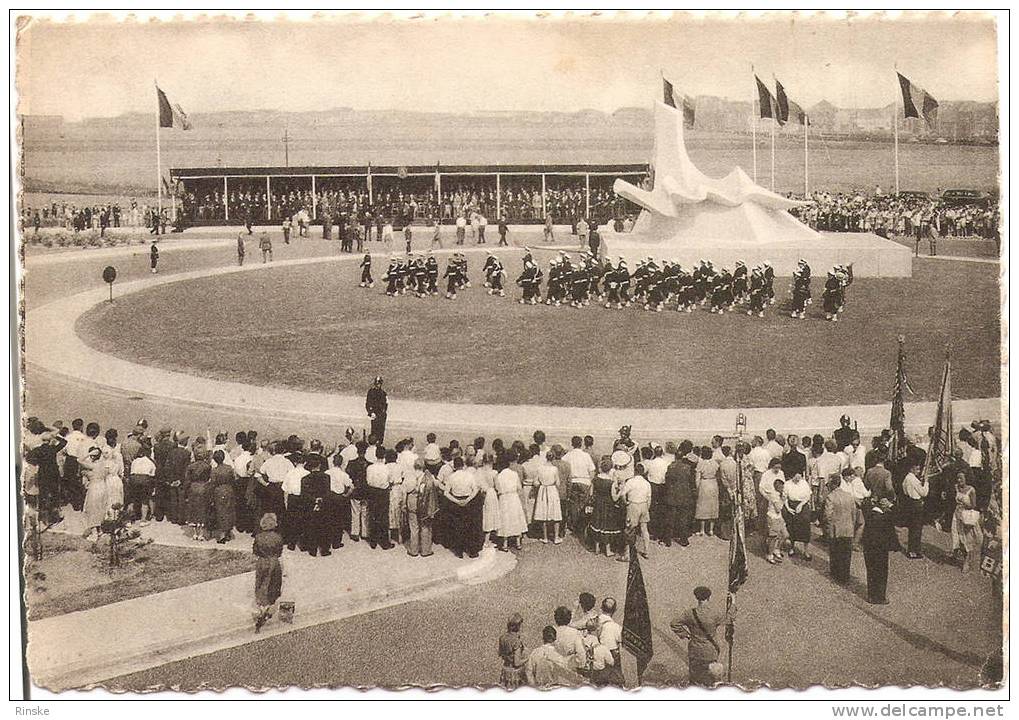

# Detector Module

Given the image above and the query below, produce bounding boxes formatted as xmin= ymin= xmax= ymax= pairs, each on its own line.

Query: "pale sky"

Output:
xmin=16 ymin=12 xmax=999 ymax=120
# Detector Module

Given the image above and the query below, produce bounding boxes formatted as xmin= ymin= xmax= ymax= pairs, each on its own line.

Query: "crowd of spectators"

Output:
xmin=20 ymin=201 xmax=164 ymax=235
xmin=790 ymin=190 xmax=999 ymax=240
xmin=178 ymin=177 xmax=641 ymax=228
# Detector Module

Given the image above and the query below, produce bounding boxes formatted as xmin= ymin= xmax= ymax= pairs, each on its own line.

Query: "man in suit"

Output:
xmin=824 ymin=469 xmax=862 ymax=585
xmin=663 ymin=440 xmax=698 ymax=547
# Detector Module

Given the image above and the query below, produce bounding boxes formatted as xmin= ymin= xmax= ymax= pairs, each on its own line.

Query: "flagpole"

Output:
xmin=770 ymin=117 xmax=776 ymax=192
xmin=804 ymin=118 xmax=809 ymax=197
xmin=893 ymin=66 xmax=900 ymax=196
xmin=154 ymin=80 xmax=162 ymax=219
xmin=751 ymin=65 xmax=758 ymax=184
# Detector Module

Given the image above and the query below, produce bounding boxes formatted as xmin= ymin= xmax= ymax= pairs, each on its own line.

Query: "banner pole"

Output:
xmin=893 ymin=66 xmax=900 ymax=196
xmin=751 ymin=66 xmax=757 ymax=184
xmin=155 ymin=80 xmax=162 ymax=220
xmin=804 ymin=119 xmax=809 ymax=197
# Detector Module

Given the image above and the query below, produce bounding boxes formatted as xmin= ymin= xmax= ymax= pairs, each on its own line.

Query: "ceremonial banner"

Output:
xmin=921 ymin=354 xmax=955 ymax=480
xmin=621 ymin=544 xmax=653 ymax=680
xmin=888 ymin=336 xmax=915 ymax=463
xmin=156 ymin=86 xmax=191 ymax=130
xmin=755 ymin=75 xmax=780 ymax=123
xmin=897 ymin=71 xmax=939 ymax=128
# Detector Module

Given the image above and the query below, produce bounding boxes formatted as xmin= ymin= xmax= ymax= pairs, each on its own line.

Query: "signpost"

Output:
xmin=102 ymin=265 xmax=117 ymax=303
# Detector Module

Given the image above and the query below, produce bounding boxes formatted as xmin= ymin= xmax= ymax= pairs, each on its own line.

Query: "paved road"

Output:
xmin=108 ymin=527 xmax=1000 ymax=690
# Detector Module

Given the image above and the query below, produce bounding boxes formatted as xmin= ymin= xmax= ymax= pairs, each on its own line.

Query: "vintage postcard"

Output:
xmin=11 ymin=10 xmax=1006 ymax=702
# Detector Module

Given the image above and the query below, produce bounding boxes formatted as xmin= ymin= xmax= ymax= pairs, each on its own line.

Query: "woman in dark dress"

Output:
xmin=184 ymin=446 xmax=212 ymax=540
xmin=209 ymin=450 xmax=237 ymax=544
xmin=588 ymin=456 xmax=625 ymax=559
xmin=253 ymin=512 xmax=284 ymax=632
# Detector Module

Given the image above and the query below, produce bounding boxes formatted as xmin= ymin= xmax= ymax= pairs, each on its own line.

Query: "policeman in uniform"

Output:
xmin=365 ymin=376 xmax=388 ymax=443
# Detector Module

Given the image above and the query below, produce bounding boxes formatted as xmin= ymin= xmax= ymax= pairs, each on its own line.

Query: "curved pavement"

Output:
xmin=24 ymin=246 xmax=1001 ymax=439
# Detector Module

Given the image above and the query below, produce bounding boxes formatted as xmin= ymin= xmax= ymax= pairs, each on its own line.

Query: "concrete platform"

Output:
xmin=603 ymin=230 xmax=912 ymax=277
xmin=28 ymin=512 xmax=516 ymax=691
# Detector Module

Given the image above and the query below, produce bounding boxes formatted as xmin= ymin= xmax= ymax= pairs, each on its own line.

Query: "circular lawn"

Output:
xmin=75 ymin=251 xmax=1000 ymax=409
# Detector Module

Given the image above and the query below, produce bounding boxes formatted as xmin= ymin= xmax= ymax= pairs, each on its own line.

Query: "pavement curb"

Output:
xmin=30 ymin=547 xmax=515 ymax=691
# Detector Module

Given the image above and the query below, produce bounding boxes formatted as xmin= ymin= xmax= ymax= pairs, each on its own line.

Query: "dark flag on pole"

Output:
xmin=156 ymin=86 xmax=192 ymax=130
xmin=921 ymin=353 xmax=955 ymax=481
xmin=728 ymin=484 xmax=749 ymax=594
xmin=775 ymin=78 xmax=808 ymax=126
xmin=681 ymin=95 xmax=696 ymax=129
xmin=622 ymin=545 xmax=653 ymax=678
xmin=663 ymin=77 xmax=677 ymax=109
xmin=755 ymin=75 xmax=781 ymax=124
xmin=888 ymin=335 xmax=916 ymax=464
xmin=897 ymin=72 xmax=939 ymax=129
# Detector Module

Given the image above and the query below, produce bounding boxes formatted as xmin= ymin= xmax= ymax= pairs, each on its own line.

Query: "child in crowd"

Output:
xmin=766 ymin=477 xmax=788 ymax=565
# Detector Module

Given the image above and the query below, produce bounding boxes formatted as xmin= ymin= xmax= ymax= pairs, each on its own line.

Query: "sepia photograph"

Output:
xmin=9 ymin=9 xmax=1007 ymax=705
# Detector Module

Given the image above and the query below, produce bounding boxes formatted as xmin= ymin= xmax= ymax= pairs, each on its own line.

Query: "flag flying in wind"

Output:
xmin=663 ymin=77 xmax=696 ymax=128
xmin=775 ymin=79 xmax=808 ymax=126
xmin=681 ymin=95 xmax=696 ymax=129
xmin=622 ymin=545 xmax=653 ymax=678
xmin=156 ymin=86 xmax=192 ymax=130
xmin=755 ymin=75 xmax=780 ymax=124
xmin=897 ymin=72 xmax=939 ymax=128
xmin=663 ymin=77 xmax=677 ymax=109
xmin=888 ymin=335 xmax=916 ymax=464
xmin=921 ymin=354 xmax=955 ymax=480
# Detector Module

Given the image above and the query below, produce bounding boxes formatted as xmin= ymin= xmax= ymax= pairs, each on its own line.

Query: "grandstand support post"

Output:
xmin=496 ymin=173 xmax=501 ymax=219
xmin=541 ymin=173 xmax=547 ymax=220
xmin=266 ymin=175 xmax=271 ymax=221
xmin=585 ymin=173 xmax=590 ymax=219
xmin=223 ymin=177 xmax=229 ymax=221
xmin=311 ymin=175 xmax=317 ymax=221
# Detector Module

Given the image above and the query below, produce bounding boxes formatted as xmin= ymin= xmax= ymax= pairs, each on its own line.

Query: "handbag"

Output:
xmin=960 ymin=508 xmax=981 ymax=528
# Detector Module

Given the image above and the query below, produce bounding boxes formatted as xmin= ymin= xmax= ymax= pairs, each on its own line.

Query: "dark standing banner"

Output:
xmin=921 ymin=353 xmax=954 ymax=481
xmin=888 ymin=335 xmax=915 ymax=464
xmin=621 ymin=544 xmax=653 ymax=678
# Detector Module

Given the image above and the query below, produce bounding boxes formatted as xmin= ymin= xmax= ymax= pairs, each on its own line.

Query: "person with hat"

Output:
xmin=252 ymin=512 xmax=284 ymax=632
xmin=365 ymin=376 xmax=388 ymax=444
xmin=259 ymin=231 xmax=273 ymax=263
xmin=359 ymin=252 xmax=374 ymax=288
xmin=670 ymin=586 xmax=735 ymax=687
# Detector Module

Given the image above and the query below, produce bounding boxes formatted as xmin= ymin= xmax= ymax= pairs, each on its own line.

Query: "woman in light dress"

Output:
xmin=81 ymin=445 xmax=124 ymax=534
xmin=476 ymin=453 xmax=501 ymax=545
xmin=533 ymin=451 xmax=563 ymax=544
xmin=386 ymin=449 xmax=407 ymax=545
xmin=494 ymin=456 xmax=528 ymax=551
xmin=694 ymin=446 xmax=720 ymax=537
xmin=950 ymin=471 xmax=983 ymax=572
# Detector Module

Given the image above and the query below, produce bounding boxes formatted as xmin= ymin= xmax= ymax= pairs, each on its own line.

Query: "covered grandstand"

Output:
xmin=170 ymin=163 xmax=648 ymax=227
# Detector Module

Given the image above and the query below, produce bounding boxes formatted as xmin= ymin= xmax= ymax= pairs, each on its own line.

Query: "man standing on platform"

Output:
xmin=365 ymin=376 xmax=388 ymax=444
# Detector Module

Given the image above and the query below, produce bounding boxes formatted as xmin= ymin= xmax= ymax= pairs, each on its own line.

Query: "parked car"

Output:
xmin=941 ymin=189 xmax=993 ymax=207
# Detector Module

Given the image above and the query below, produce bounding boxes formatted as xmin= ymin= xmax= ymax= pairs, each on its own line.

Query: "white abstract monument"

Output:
xmin=605 ymin=101 xmax=911 ymax=277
